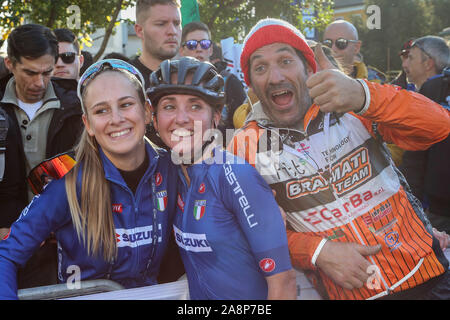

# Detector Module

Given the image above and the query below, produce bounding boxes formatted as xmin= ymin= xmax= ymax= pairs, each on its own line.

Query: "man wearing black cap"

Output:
xmin=403 ymin=36 xmax=449 ymax=91
xmin=400 ymin=36 xmax=450 ymax=235
xmin=391 ymin=38 xmax=416 ymax=90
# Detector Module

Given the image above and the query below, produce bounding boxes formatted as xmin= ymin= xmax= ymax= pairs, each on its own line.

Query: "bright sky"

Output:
xmin=122 ymin=6 xmax=136 ymax=22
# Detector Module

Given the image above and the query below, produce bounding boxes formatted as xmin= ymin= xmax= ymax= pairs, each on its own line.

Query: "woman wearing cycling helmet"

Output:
xmin=0 ymin=59 xmax=178 ymax=299
xmin=148 ymin=56 xmax=296 ymax=300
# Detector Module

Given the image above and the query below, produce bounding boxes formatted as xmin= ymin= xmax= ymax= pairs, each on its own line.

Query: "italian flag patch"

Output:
xmin=193 ymin=200 xmax=206 ymax=220
xmin=156 ymin=190 xmax=168 ymax=211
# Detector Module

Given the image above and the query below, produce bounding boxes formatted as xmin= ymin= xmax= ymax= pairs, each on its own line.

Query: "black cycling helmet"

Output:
xmin=147 ymin=56 xmax=225 ymax=111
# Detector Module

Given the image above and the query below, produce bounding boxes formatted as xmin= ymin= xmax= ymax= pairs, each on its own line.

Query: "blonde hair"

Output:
xmin=65 ymin=131 xmax=116 ymax=262
xmin=65 ymin=69 xmax=147 ymax=262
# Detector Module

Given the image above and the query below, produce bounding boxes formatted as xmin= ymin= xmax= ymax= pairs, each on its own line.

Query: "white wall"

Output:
xmin=84 ymin=9 xmax=142 ymax=59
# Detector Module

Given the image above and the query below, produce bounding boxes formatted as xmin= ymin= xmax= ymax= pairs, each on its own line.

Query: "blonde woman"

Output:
xmin=0 ymin=60 xmax=178 ymax=299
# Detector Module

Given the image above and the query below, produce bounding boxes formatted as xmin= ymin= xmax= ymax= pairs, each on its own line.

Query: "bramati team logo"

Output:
xmin=156 ymin=190 xmax=168 ymax=212
xmin=193 ymin=200 xmax=206 ymax=220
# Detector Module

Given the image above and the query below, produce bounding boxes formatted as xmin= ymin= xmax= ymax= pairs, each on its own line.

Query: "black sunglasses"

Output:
xmin=323 ymin=38 xmax=359 ymax=50
xmin=58 ymin=52 xmax=77 ymax=64
xmin=182 ymin=39 xmax=212 ymax=50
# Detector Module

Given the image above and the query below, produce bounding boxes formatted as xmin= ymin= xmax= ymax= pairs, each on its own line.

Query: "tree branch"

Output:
xmin=46 ymin=0 xmax=58 ymax=28
xmin=205 ymin=0 xmax=245 ymax=31
xmin=93 ymin=0 xmax=124 ymax=62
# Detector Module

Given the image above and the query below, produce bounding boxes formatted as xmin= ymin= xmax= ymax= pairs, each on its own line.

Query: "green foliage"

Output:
xmin=354 ymin=0 xmax=449 ymax=73
xmin=197 ymin=0 xmax=335 ymax=43
xmin=0 ymin=0 xmax=136 ymax=49
xmin=1 ymin=0 xmax=332 ymax=56
xmin=424 ymin=0 xmax=450 ymax=35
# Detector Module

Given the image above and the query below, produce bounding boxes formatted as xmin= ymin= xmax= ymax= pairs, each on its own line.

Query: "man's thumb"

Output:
xmin=314 ymin=44 xmax=336 ymax=71
xmin=358 ymin=244 xmax=382 ymax=256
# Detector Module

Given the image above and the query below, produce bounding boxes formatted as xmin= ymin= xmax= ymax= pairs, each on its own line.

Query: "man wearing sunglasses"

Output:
xmin=53 ymin=28 xmax=84 ymax=80
xmin=179 ymin=21 xmax=213 ymax=62
xmin=323 ymin=20 xmax=386 ymax=85
xmin=0 ymin=24 xmax=83 ymax=289
xmin=179 ymin=21 xmax=246 ymax=134
xmin=323 ymin=20 xmax=362 ymax=76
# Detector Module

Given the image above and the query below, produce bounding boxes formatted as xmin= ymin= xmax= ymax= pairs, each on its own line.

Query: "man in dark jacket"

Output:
xmin=400 ymin=36 xmax=450 ymax=234
xmin=400 ymin=68 xmax=450 ymax=233
xmin=0 ymin=24 xmax=83 ymax=289
xmin=129 ymin=0 xmax=182 ymax=149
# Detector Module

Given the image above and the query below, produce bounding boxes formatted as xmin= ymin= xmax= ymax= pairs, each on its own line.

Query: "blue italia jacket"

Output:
xmin=174 ymin=148 xmax=292 ymax=299
xmin=0 ymin=141 xmax=178 ymax=299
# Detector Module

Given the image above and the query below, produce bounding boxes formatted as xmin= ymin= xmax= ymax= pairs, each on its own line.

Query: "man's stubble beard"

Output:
xmin=264 ymin=83 xmax=312 ymax=130
xmin=146 ymin=43 xmax=179 ymax=62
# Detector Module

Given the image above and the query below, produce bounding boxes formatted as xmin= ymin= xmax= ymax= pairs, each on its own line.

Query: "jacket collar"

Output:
xmin=99 ymin=139 xmax=161 ymax=185
xmin=0 ymin=76 xmax=59 ymax=108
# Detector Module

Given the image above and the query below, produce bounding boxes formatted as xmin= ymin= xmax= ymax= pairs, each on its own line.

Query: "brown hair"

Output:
xmin=136 ymin=0 xmax=181 ymax=24
xmin=181 ymin=21 xmax=211 ymax=44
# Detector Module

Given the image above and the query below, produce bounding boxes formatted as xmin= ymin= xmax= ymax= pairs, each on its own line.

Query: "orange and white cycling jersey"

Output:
xmin=229 ymin=80 xmax=450 ymax=300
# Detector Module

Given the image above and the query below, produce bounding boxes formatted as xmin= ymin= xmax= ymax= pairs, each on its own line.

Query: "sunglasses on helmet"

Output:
xmin=77 ymin=59 xmax=145 ymax=111
xmin=411 ymin=41 xmax=433 ymax=60
xmin=182 ymin=39 xmax=213 ymax=51
xmin=323 ymin=38 xmax=359 ymax=50
xmin=58 ymin=52 xmax=77 ymax=64
xmin=27 ymin=151 xmax=76 ymax=195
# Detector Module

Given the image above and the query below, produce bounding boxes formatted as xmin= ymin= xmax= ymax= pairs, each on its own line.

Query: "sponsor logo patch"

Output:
xmin=112 ymin=204 xmax=123 ymax=214
xmin=177 ymin=193 xmax=185 ymax=212
xmin=193 ymin=200 xmax=206 ymax=220
xmin=156 ymin=190 xmax=168 ymax=212
xmin=115 ymin=226 xmax=161 ymax=248
xmin=286 ymin=147 xmax=372 ymax=199
xmin=155 ymin=172 xmax=162 ymax=186
xmin=223 ymin=162 xmax=258 ymax=228
xmin=363 ymin=201 xmax=393 ymax=226
xmin=259 ymin=258 xmax=276 ymax=273
xmin=384 ymin=231 xmax=401 ymax=251
xmin=173 ymin=226 xmax=212 ymax=252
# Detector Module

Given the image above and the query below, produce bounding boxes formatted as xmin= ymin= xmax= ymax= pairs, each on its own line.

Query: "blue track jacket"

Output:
xmin=0 ymin=141 xmax=178 ymax=299
xmin=174 ymin=148 xmax=292 ymax=299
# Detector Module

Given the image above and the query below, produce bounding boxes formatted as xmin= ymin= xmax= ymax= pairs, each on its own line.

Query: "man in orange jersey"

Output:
xmin=229 ymin=18 xmax=450 ymax=300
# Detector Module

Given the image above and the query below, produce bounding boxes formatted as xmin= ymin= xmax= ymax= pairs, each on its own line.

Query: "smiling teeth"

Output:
xmin=173 ymin=129 xmax=193 ymax=137
xmin=110 ymin=129 xmax=130 ymax=138
xmin=273 ymin=90 xmax=288 ymax=96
